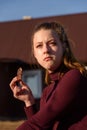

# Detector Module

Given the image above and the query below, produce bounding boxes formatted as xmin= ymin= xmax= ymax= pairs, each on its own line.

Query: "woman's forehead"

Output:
xmin=33 ymin=29 xmax=58 ymax=39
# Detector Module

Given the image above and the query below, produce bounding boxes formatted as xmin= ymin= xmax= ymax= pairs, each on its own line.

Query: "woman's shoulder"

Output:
xmin=64 ymin=69 xmax=82 ymax=78
xmin=61 ymin=68 xmax=87 ymax=85
xmin=60 ymin=69 xmax=83 ymax=84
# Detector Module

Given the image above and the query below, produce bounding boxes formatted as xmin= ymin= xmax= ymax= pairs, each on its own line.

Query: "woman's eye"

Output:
xmin=36 ymin=44 xmax=42 ymax=48
xmin=50 ymin=42 xmax=57 ymax=46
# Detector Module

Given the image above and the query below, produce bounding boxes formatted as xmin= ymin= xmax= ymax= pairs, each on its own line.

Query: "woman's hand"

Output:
xmin=9 ymin=77 xmax=35 ymax=107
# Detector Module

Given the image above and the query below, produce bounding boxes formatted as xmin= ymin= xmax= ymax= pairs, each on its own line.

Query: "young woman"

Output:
xmin=10 ymin=22 xmax=87 ymax=130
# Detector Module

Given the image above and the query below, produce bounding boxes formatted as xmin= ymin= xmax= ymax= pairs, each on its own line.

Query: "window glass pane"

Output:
xmin=22 ymin=70 xmax=42 ymax=98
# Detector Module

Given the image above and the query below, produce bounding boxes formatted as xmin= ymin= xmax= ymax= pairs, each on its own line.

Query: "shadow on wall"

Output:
xmin=0 ymin=59 xmax=32 ymax=120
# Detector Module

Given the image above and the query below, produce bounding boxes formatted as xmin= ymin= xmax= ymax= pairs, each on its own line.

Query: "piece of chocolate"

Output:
xmin=17 ymin=67 xmax=23 ymax=80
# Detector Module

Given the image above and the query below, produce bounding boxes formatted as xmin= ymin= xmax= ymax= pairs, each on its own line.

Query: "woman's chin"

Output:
xmin=45 ymin=66 xmax=57 ymax=73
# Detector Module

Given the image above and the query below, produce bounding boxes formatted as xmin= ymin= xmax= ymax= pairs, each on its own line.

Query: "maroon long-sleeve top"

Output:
xmin=17 ymin=69 xmax=87 ymax=130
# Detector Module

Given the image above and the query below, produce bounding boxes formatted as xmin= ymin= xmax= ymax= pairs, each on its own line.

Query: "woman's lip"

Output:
xmin=44 ymin=57 xmax=52 ymax=61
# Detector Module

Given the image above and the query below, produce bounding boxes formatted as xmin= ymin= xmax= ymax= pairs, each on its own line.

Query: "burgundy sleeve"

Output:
xmin=24 ymin=104 xmax=37 ymax=119
xmin=17 ymin=69 xmax=82 ymax=130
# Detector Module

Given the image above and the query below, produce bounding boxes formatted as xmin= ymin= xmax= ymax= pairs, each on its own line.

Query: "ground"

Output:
xmin=0 ymin=120 xmax=24 ymax=130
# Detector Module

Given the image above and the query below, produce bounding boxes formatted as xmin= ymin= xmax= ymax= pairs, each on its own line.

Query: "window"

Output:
xmin=22 ymin=69 xmax=42 ymax=98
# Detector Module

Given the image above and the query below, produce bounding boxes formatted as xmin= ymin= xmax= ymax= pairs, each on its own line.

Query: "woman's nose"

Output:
xmin=43 ymin=44 xmax=50 ymax=54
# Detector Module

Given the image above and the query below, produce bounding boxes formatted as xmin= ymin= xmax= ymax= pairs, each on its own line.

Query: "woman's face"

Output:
xmin=33 ymin=29 xmax=64 ymax=73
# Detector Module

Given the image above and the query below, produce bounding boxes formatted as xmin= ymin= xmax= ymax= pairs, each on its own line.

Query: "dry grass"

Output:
xmin=0 ymin=120 xmax=25 ymax=130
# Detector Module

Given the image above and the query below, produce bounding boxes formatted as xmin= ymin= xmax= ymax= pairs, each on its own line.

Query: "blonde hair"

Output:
xmin=31 ymin=21 xmax=87 ymax=84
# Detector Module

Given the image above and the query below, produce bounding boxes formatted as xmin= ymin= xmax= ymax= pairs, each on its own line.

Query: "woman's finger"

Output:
xmin=9 ymin=77 xmax=19 ymax=90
